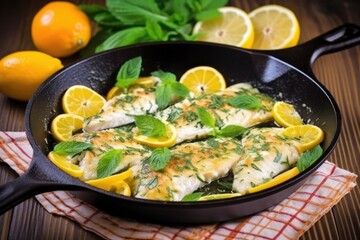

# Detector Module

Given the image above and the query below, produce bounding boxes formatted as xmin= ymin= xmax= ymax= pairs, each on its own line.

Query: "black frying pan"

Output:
xmin=1 ymin=24 xmax=360 ymax=225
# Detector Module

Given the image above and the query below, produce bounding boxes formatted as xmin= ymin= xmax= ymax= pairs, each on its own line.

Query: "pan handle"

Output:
xmin=0 ymin=148 xmax=84 ymax=215
xmin=260 ymin=23 xmax=360 ymax=74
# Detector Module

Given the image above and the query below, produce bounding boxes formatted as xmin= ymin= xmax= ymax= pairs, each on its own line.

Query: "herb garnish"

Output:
xmin=134 ymin=115 xmax=167 ymax=137
xmin=115 ymin=56 xmax=142 ymax=90
xmin=97 ymin=149 xmax=123 ymax=178
xmin=54 ymin=141 xmax=92 ymax=156
xmin=297 ymin=145 xmax=323 ymax=171
xmin=195 ymin=107 xmax=246 ymax=138
xmin=79 ymin=0 xmax=228 ymax=54
xmin=181 ymin=192 xmax=204 ymax=201
xmin=152 ymin=70 xmax=189 ymax=109
xmin=147 ymin=147 xmax=172 ymax=171
xmin=227 ymin=93 xmax=263 ymax=110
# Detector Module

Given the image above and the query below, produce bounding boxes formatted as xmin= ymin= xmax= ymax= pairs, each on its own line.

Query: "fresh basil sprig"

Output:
xmin=181 ymin=192 xmax=204 ymax=201
xmin=152 ymin=70 xmax=189 ymax=110
xmin=54 ymin=141 xmax=92 ymax=156
xmin=97 ymin=149 xmax=123 ymax=178
xmin=147 ymin=147 xmax=172 ymax=171
xmin=297 ymin=145 xmax=323 ymax=172
xmin=134 ymin=115 xmax=167 ymax=137
xmin=79 ymin=0 xmax=228 ymax=55
xmin=196 ymin=107 xmax=246 ymax=138
xmin=115 ymin=56 xmax=142 ymax=90
xmin=227 ymin=93 xmax=263 ymax=110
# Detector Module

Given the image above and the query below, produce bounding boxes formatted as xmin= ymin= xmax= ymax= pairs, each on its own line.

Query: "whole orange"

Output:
xmin=31 ymin=1 xmax=91 ymax=57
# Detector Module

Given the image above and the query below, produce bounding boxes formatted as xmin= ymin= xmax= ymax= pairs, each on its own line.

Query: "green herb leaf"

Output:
xmin=97 ymin=149 xmax=123 ymax=178
xmin=297 ymin=145 xmax=323 ymax=172
xmin=227 ymin=94 xmax=263 ymax=110
xmin=218 ymin=125 xmax=247 ymax=138
xmin=195 ymin=9 xmax=221 ymax=21
xmin=148 ymin=147 xmax=172 ymax=171
xmin=152 ymin=70 xmax=189 ymax=109
xmin=96 ymin=27 xmax=148 ymax=53
xmin=196 ymin=107 xmax=216 ymax=128
xmin=145 ymin=20 xmax=165 ymax=41
xmin=54 ymin=141 xmax=92 ymax=156
xmin=181 ymin=192 xmax=204 ymax=201
xmin=115 ymin=56 xmax=142 ymax=89
xmin=107 ymin=0 xmax=168 ymax=25
xmin=78 ymin=4 xmax=107 ymax=18
xmin=134 ymin=115 xmax=166 ymax=137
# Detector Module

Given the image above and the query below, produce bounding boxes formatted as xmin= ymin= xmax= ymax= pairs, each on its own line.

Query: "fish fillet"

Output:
xmin=130 ymin=137 xmax=242 ymax=201
xmin=232 ymin=128 xmax=301 ymax=194
xmin=156 ymin=83 xmax=274 ymax=144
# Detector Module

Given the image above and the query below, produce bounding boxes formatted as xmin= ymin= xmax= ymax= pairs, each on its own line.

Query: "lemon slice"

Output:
xmin=62 ymin=85 xmax=106 ymax=118
xmin=272 ymin=101 xmax=303 ymax=127
xmin=179 ymin=66 xmax=226 ymax=96
xmin=199 ymin=193 xmax=243 ymax=201
xmin=111 ymin=180 xmax=131 ymax=196
xmin=51 ymin=113 xmax=84 ymax=142
xmin=106 ymin=76 xmax=157 ymax=100
xmin=193 ymin=7 xmax=254 ymax=48
xmin=133 ymin=123 xmax=177 ymax=148
xmin=249 ymin=5 xmax=300 ymax=50
xmin=281 ymin=125 xmax=324 ymax=152
xmin=48 ymin=151 xmax=83 ymax=178
xmin=86 ymin=168 xmax=132 ymax=190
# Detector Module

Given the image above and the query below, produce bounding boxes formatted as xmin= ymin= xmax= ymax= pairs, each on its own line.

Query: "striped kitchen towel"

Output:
xmin=0 ymin=131 xmax=357 ymax=239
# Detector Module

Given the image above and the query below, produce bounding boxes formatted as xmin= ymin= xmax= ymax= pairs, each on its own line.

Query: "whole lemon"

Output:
xmin=0 ymin=51 xmax=63 ymax=101
xmin=31 ymin=1 xmax=91 ymax=57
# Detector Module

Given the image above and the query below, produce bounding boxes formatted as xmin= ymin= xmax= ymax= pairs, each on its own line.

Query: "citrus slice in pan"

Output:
xmin=281 ymin=125 xmax=324 ymax=152
xmin=179 ymin=66 xmax=226 ymax=96
xmin=48 ymin=151 xmax=83 ymax=178
xmin=272 ymin=101 xmax=303 ymax=127
xmin=51 ymin=113 xmax=84 ymax=142
xmin=62 ymin=85 xmax=106 ymax=118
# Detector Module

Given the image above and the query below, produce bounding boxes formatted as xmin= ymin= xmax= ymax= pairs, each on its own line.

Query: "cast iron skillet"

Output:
xmin=1 ymin=24 xmax=360 ymax=224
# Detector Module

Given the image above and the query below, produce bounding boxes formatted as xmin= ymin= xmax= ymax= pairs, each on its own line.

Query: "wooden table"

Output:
xmin=1 ymin=0 xmax=359 ymax=239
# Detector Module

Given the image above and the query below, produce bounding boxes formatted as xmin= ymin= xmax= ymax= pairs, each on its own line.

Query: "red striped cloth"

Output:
xmin=0 ymin=131 xmax=357 ymax=239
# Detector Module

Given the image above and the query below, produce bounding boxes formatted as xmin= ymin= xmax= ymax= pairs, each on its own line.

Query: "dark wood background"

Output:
xmin=1 ymin=0 xmax=359 ymax=239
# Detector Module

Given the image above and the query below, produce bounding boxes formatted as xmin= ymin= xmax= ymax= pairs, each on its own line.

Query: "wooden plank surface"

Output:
xmin=0 ymin=0 xmax=359 ymax=239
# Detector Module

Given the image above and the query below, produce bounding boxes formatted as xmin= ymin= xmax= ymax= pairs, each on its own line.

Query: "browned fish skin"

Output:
xmin=232 ymin=128 xmax=301 ymax=194
xmin=130 ymin=137 xmax=243 ymax=201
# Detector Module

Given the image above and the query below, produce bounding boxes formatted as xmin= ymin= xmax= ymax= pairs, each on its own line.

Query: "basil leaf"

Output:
xmin=96 ymin=27 xmax=148 ymax=53
xmin=107 ymin=0 xmax=168 ymax=25
xmin=198 ymin=0 xmax=229 ymax=10
xmin=196 ymin=107 xmax=215 ymax=128
xmin=181 ymin=192 xmax=204 ymax=201
xmin=297 ymin=145 xmax=323 ymax=172
xmin=227 ymin=94 xmax=263 ymax=110
xmin=148 ymin=147 xmax=172 ymax=171
xmin=78 ymin=4 xmax=107 ymax=18
xmin=195 ymin=9 xmax=221 ymax=21
xmin=94 ymin=11 xmax=125 ymax=27
xmin=218 ymin=125 xmax=247 ymax=138
xmin=115 ymin=56 xmax=142 ymax=89
xmin=97 ymin=149 xmax=123 ymax=178
xmin=152 ymin=70 xmax=189 ymax=109
xmin=134 ymin=115 xmax=166 ymax=137
xmin=54 ymin=141 xmax=92 ymax=156
xmin=145 ymin=20 xmax=165 ymax=41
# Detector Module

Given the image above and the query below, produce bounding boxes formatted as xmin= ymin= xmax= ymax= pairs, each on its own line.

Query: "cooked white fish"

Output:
xmin=130 ymin=137 xmax=242 ymax=201
xmin=232 ymin=128 xmax=301 ymax=194
xmin=156 ymin=83 xmax=274 ymax=144
xmin=70 ymin=128 xmax=151 ymax=180
xmin=83 ymin=87 xmax=158 ymax=133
